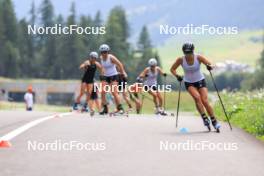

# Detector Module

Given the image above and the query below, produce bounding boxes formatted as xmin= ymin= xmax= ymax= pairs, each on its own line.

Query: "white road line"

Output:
xmin=0 ymin=112 xmax=73 ymax=141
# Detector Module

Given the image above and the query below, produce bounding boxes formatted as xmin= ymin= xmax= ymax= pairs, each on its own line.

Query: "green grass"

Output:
xmin=213 ymin=90 xmax=264 ymax=140
xmin=158 ymin=30 xmax=263 ymax=73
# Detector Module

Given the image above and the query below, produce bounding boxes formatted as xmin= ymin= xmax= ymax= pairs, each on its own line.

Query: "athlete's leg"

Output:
xmin=156 ymin=91 xmax=163 ymax=108
xmin=100 ymin=81 xmax=107 ymax=105
xmin=94 ymin=98 xmax=101 ymax=112
xmin=76 ymin=83 xmax=86 ymax=103
xmin=187 ymin=86 xmax=205 ymax=114
xmin=199 ymin=87 xmax=220 ymax=129
xmin=148 ymin=90 xmax=158 ymax=107
xmin=188 ymin=86 xmax=211 ymax=126
xmin=86 ymin=83 xmax=94 ymax=112
xmin=110 ymin=81 xmax=122 ymax=108
xmin=199 ymin=87 xmax=214 ymax=117
xmin=122 ymin=91 xmax=132 ymax=108
xmin=99 ymin=81 xmax=108 ymax=114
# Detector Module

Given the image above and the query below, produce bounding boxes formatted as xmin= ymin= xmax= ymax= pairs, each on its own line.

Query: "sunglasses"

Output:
xmin=101 ymin=51 xmax=108 ymax=54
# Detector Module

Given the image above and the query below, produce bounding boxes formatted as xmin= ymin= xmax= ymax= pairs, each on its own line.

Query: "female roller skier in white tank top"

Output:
xmin=99 ymin=44 xmax=128 ymax=115
xmin=170 ymin=42 xmax=220 ymax=132
xmin=138 ymin=58 xmax=167 ymax=115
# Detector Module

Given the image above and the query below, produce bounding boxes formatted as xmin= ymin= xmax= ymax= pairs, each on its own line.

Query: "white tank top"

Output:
xmin=144 ymin=67 xmax=158 ymax=86
xmin=182 ymin=54 xmax=205 ymax=83
xmin=100 ymin=55 xmax=118 ymax=77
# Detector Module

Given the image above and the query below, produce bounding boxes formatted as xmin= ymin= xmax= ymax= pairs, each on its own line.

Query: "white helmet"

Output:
xmin=89 ymin=51 xmax=98 ymax=59
xmin=148 ymin=58 xmax=157 ymax=66
xmin=99 ymin=44 xmax=110 ymax=52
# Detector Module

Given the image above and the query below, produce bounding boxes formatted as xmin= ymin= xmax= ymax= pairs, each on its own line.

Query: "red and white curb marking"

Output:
xmin=0 ymin=112 xmax=73 ymax=148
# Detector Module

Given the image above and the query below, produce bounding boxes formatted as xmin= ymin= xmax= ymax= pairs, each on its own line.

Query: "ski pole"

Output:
xmin=163 ymin=74 xmax=167 ymax=111
xmin=176 ymin=81 xmax=182 ymax=128
xmin=209 ymin=70 xmax=232 ymax=131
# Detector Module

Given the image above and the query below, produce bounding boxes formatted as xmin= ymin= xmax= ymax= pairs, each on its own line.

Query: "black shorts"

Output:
xmin=143 ymin=85 xmax=157 ymax=92
xmin=118 ymin=75 xmax=128 ymax=91
xmin=105 ymin=75 xmax=119 ymax=84
xmin=90 ymin=86 xmax=98 ymax=100
xmin=184 ymin=79 xmax=206 ymax=90
xmin=81 ymin=77 xmax=94 ymax=84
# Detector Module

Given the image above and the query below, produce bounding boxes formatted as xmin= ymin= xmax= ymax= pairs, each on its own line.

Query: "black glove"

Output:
xmin=163 ymin=73 xmax=167 ymax=77
xmin=136 ymin=77 xmax=143 ymax=83
xmin=99 ymin=75 xmax=106 ymax=81
xmin=175 ymin=75 xmax=183 ymax=82
xmin=206 ymin=64 xmax=213 ymax=71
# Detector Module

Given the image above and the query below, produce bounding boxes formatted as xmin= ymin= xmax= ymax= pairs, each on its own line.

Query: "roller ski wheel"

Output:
xmin=109 ymin=110 xmax=129 ymax=117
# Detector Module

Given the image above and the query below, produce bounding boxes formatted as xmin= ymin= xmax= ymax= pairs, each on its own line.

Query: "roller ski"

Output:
xmin=109 ymin=110 xmax=129 ymax=117
xmin=109 ymin=105 xmax=128 ymax=117
xmin=90 ymin=110 xmax=95 ymax=117
xmin=155 ymin=107 xmax=170 ymax=116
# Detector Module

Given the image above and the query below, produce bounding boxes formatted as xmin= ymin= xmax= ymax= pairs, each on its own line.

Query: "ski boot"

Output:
xmin=99 ymin=104 xmax=108 ymax=115
xmin=211 ymin=118 xmax=221 ymax=133
xmin=158 ymin=107 xmax=167 ymax=116
xmin=154 ymin=107 xmax=160 ymax=115
xmin=81 ymin=103 xmax=89 ymax=112
xmin=116 ymin=104 xmax=124 ymax=115
xmin=202 ymin=116 xmax=211 ymax=131
xmin=72 ymin=102 xmax=79 ymax=111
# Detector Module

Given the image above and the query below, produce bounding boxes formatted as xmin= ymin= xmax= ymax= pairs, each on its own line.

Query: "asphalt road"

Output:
xmin=0 ymin=111 xmax=263 ymax=176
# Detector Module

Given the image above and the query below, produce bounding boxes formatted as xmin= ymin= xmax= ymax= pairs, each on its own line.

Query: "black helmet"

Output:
xmin=182 ymin=42 xmax=194 ymax=54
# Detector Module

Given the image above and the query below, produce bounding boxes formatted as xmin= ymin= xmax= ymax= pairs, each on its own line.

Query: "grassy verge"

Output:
xmin=213 ymin=90 xmax=264 ymax=140
xmin=133 ymin=91 xmax=196 ymax=114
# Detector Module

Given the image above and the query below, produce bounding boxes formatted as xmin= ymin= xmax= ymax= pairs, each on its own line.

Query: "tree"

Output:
xmin=105 ymin=6 xmax=130 ymax=63
xmin=137 ymin=25 xmax=151 ymax=51
xmin=0 ymin=0 xmax=19 ymax=78
xmin=61 ymin=2 xmax=84 ymax=79
xmin=2 ymin=0 xmax=17 ymax=44
xmin=17 ymin=19 xmax=34 ymax=77
xmin=136 ymin=25 xmax=154 ymax=74
xmin=38 ymin=0 xmax=56 ymax=78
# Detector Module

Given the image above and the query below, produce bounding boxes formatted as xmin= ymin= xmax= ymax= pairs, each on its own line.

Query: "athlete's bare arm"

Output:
xmin=95 ymin=61 xmax=105 ymax=75
xmin=79 ymin=60 xmax=90 ymax=69
xmin=110 ymin=54 xmax=127 ymax=77
xmin=198 ymin=55 xmax=212 ymax=66
xmin=139 ymin=67 xmax=149 ymax=78
xmin=157 ymin=67 xmax=165 ymax=75
xmin=170 ymin=57 xmax=182 ymax=77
